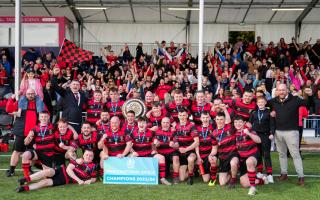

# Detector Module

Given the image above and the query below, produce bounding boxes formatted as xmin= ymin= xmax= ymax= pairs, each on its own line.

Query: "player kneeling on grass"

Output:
xmin=16 ymin=150 xmax=97 ymax=192
xmin=130 ymin=117 xmax=171 ymax=185
xmin=212 ymin=112 xmax=239 ymax=188
xmin=53 ymin=119 xmax=78 ymax=166
xmin=173 ymin=108 xmax=199 ymax=185
xmin=195 ymin=112 xmax=218 ymax=186
xmin=234 ymin=116 xmax=263 ymax=196
xmin=153 ymin=117 xmax=180 ymax=184
xmin=22 ymin=111 xmax=55 ymax=178
xmin=67 ymin=122 xmax=101 ymax=164
xmin=98 ymin=116 xmax=132 ymax=176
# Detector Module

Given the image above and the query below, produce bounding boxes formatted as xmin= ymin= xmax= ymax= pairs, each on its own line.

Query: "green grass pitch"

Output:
xmin=0 ymin=152 xmax=320 ymax=200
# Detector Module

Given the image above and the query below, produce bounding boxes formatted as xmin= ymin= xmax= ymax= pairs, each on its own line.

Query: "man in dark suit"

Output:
xmin=51 ymin=67 xmax=87 ymax=133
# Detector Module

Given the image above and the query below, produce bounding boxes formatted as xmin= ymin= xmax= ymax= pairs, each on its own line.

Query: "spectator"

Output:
xmin=1 ymin=54 xmax=11 ymax=77
xmin=5 ymin=89 xmax=46 ymax=177
xmin=19 ymin=68 xmax=44 ymax=100
xmin=51 ymin=67 xmax=87 ymax=133
xmin=269 ymin=83 xmax=305 ymax=186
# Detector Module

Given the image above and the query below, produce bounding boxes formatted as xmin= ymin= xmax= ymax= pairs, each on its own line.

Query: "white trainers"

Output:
xmin=256 ymin=172 xmax=263 ymax=179
xmin=248 ymin=186 xmax=257 ymax=196
xmin=267 ymin=175 xmax=274 ymax=184
xmin=160 ymin=178 xmax=172 ymax=185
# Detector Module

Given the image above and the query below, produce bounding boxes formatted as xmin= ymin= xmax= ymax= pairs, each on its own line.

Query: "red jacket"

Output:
xmin=156 ymin=85 xmax=172 ymax=100
xmin=299 ymin=106 xmax=308 ymax=127
xmin=0 ymin=69 xmax=7 ymax=85
xmin=6 ymin=98 xmax=18 ymax=113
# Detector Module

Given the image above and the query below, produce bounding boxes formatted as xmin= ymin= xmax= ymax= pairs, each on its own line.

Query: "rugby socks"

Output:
xmin=16 ymin=185 xmax=30 ymax=193
xmin=247 ymin=170 xmax=256 ymax=187
xmin=188 ymin=172 xmax=194 ymax=177
xmin=23 ymin=185 xmax=30 ymax=191
xmin=172 ymin=172 xmax=179 ymax=178
xmin=99 ymin=169 xmax=104 ymax=177
xmin=257 ymin=178 xmax=264 ymax=185
xmin=159 ymin=163 xmax=166 ymax=178
xmin=256 ymin=163 xmax=263 ymax=173
xmin=210 ymin=166 xmax=217 ymax=181
xmin=266 ymin=167 xmax=273 ymax=175
xmin=230 ymin=177 xmax=237 ymax=184
xmin=22 ymin=163 xmax=30 ymax=178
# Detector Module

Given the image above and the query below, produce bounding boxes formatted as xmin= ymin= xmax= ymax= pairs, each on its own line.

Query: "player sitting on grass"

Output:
xmin=16 ymin=149 xmax=97 ymax=192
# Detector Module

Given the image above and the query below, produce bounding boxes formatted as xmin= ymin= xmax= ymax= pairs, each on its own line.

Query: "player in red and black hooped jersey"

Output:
xmin=232 ymin=90 xmax=256 ymax=121
xmin=153 ymin=117 xmax=179 ymax=183
xmin=22 ymin=111 xmax=55 ymax=178
xmin=195 ymin=112 xmax=217 ymax=185
xmin=234 ymin=116 xmax=262 ymax=195
xmin=98 ymin=116 xmax=132 ymax=176
xmin=70 ymin=122 xmax=101 ymax=164
xmin=105 ymin=88 xmax=125 ymax=120
xmin=146 ymin=102 xmax=171 ymax=131
xmin=191 ymin=91 xmax=212 ymax=125
xmin=16 ymin=150 xmax=97 ymax=193
xmin=86 ymin=90 xmax=104 ymax=126
xmin=130 ymin=117 xmax=154 ymax=157
xmin=210 ymin=98 xmax=234 ymax=121
xmin=53 ymin=119 xmax=78 ymax=166
xmin=130 ymin=117 xmax=172 ymax=185
xmin=122 ymin=110 xmax=137 ymax=137
xmin=196 ymin=112 xmax=216 ymax=182
xmin=166 ymin=89 xmax=191 ymax=123
xmin=95 ymin=109 xmax=110 ymax=137
xmin=173 ymin=108 xmax=199 ymax=185
xmin=211 ymin=112 xmax=239 ymax=188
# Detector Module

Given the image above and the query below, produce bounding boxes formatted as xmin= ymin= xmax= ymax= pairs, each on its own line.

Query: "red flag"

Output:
xmin=57 ymin=39 xmax=93 ymax=64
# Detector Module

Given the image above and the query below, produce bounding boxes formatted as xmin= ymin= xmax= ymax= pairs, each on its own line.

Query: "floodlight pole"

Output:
xmin=15 ymin=0 xmax=22 ymax=98
xmin=197 ymin=0 xmax=204 ymax=91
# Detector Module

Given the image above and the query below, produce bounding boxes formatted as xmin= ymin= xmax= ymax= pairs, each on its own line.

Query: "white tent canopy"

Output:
xmin=1 ymin=0 xmax=320 ymax=48
xmin=0 ymin=0 xmax=319 ymax=24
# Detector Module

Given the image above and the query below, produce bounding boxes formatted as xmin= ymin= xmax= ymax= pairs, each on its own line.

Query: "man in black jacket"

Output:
xmin=268 ymin=83 xmax=305 ymax=186
xmin=51 ymin=67 xmax=87 ymax=133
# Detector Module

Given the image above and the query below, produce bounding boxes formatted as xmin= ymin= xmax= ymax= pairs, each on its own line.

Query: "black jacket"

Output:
xmin=249 ymin=108 xmax=275 ymax=135
xmin=268 ymin=94 xmax=306 ymax=131
xmin=51 ymin=76 xmax=87 ymax=124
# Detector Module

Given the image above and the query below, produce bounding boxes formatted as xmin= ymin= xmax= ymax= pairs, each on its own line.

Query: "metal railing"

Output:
xmin=304 ymin=115 xmax=320 ymax=137
xmin=81 ymin=42 xmax=215 ymax=57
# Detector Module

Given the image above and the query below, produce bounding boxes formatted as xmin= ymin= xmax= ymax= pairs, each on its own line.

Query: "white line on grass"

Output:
xmin=0 ymin=154 xmax=11 ymax=157
xmin=0 ymin=169 xmax=40 ymax=172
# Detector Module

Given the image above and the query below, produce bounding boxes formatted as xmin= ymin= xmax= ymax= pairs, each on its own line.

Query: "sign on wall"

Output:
xmin=0 ymin=16 xmax=73 ymax=47
xmin=103 ymin=157 xmax=159 ymax=185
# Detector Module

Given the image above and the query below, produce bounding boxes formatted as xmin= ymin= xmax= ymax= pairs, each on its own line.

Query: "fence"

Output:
xmin=304 ymin=115 xmax=320 ymax=137
xmin=81 ymin=42 xmax=215 ymax=57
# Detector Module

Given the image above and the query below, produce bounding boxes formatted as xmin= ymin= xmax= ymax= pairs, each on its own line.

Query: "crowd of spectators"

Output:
xmin=1 ymin=37 xmax=320 ymax=117
xmin=1 ymin=36 xmax=320 ymax=194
